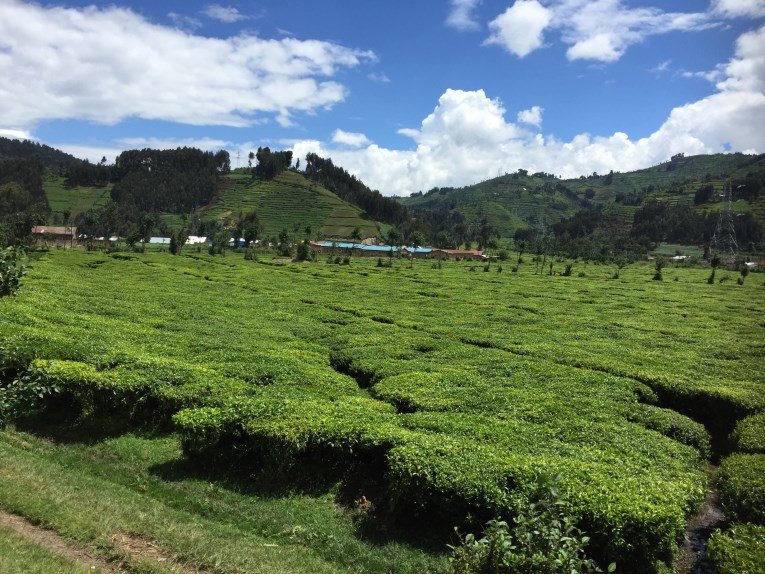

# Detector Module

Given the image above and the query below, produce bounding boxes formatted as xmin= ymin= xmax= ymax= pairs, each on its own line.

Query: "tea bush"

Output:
xmin=0 ymin=250 xmax=762 ymax=572
xmin=707 ymin=524 xmax=765 ymax=574
xmin=717 ymin=453 xmax=765 ymax=525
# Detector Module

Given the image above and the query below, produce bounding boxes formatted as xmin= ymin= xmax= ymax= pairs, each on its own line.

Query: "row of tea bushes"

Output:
xmin=1 ymin=250 xmax=763 ymax=573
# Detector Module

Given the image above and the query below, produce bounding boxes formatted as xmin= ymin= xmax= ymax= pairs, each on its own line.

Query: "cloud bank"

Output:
xmin=482 ymin=0 xmax=722 ymax=62
xmin=290 ymin=25 xmax=765 ymax=195
xmin=0 ymin=0 xmax=375 ymax=129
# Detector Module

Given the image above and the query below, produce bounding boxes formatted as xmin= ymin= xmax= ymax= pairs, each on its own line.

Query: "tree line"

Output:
xmin=303 ymin=153 xmax=408 ymax=225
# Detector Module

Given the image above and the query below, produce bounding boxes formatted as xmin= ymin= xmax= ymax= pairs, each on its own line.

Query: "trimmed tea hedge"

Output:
xmin=707 ymin=523 xmax=765 ymax=574
xmin=1 ymin=250 xmax=762 ymax=573
xmin=718 ymin=453 xmax=765 ymax=525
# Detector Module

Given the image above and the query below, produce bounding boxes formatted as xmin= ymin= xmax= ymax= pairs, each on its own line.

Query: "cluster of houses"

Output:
xmin=29 ymin=227 xmax=483 ymax=260
xmin=309 ymin=241 xmax=485 ymax=260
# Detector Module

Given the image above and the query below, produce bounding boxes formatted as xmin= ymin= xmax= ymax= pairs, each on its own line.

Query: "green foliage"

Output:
xmin=203 ymin=171 xmax=377 ymax=240
xmin=296 ymin=240 xmax=310 ymax=261
xmin=0 ymin=247 xmax=27 ymax=296
xmin=731 ymin=412 xmax=765 ymax=453
xmin=627 ymin=403 xmax=711 ymax=458
xmin=707 ymin=524 xmax=765 ymax=574
xmin=0 ymin=367 xmax=59 ymax=427
xmin=1 ymin=252 xmax=762 ymax=571
xmin=304 ymin=152 xmax=407 ymax=225
xmin=253 ymin=147 xmax=292 ymax=180
xmin=449 ymin=476 xmax=610 ymax=574
xmin=717 ymin=453 xmax=765 ymax=525
xmin=652 ymin=257 xmax=665 ymax=281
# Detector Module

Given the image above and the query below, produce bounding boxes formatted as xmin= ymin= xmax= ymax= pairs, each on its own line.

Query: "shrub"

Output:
xmin=0 ymin=368 xmax=59 ymax=427
xmin=0 ymin=247 xmax=27 ymax=297
xmin=563 ymin=264 xmax=573 ymax=277
xmin=707 ymin=524 xmax=765 ymax=574
xmin=717 ymin=453 xmax=765 ymax=524
xmin=628 ymin=404 xmax=711 ymax=459
xmin=653 ymin=258 xmax=665 ymax=281
xmin=731 ymin=412 xmax=765 ymax=453
xmin=449 ymin=475 xmax=611 ymax=574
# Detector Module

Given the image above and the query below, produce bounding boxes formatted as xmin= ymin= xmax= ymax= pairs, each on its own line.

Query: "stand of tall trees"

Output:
xmin=253 ymin=147 xmax=292 ymax=180
xmin=303 ymin=153 xmax=407 ymax=225
xmin=65 ymin=159 xmax=112 ymax=188
xmin=0 ymin=137 xmax=80 ymax=172
xmin=110 ymin=148 xmax=229 ymax=213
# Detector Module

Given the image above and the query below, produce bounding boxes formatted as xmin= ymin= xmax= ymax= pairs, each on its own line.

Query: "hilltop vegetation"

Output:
xmin=0 ymin=137 xmax=80 ymax=172
xmin=2 ymin=133 xmax=763 ymax=256
xmin=199 ymin=170 xmax=379 ymax=239
xmin=403 ymin=153 xmax=765 ymax=255
xmin=1 ymin=250 xmax=763 ymax=573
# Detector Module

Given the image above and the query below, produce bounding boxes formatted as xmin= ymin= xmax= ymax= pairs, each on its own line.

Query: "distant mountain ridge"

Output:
xmin=401 ymin=153 xmax=765 ymax=239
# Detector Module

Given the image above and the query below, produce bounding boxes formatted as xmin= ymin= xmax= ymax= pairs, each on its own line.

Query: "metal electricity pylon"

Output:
xmin=710 ymin=180 xmax=738 ymax=261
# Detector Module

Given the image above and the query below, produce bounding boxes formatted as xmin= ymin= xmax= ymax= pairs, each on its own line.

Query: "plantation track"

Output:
xmin=0 ymin=509 xmax=123 ymax=573
xmin=676 ymin=468 xmax=725 ymax=574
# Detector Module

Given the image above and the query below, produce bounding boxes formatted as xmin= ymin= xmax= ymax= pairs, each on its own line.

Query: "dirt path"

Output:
xmin=676 ymin=471 xmax=725 ymax=574
xmin=0 ymin=509 xmax=210 ymax=574
xmin=0 ymin=509 xmax=124 ymax=573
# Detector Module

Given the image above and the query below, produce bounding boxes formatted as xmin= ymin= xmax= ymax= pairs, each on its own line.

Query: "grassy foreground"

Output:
xmin=0 ymin=526 xmax=102 ymax=574
xmin=0 ymin=427 xmax=441 ymax=573
xmin=1 ymin=249 xmax=763 ymax=573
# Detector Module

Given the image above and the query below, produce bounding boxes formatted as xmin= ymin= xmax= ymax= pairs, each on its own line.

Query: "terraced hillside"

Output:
xmin=1 ymin=251 xmax=763 ymax=573
xmin=43 ymin=172 xmax=111 ymax=218
xmin=403 ymin=153 xmax=765 ymax=237
xmin=199 ymin=171 xmax=379 ymax=239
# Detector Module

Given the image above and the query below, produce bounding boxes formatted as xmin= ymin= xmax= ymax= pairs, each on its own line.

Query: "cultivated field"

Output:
xmin=199 ymin=171 xmax=379 ymax=239
xmin=0 ymin=250 xmax=763 ymax=573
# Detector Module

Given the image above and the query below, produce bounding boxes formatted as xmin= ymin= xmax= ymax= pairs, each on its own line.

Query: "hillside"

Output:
xmin=198 ymin=170 xmax=380 ymax=239
xmin=43 ymin=172 xmax=111 ymax=218
xmin=403 ymin=153 xmax=765 ymax=238
xmin=0 ymin=136 xmax=81 ymax=172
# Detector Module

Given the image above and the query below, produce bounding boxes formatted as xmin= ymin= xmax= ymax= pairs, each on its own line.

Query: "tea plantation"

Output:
xmin=0 ymin=250 xmax=763 ymax=573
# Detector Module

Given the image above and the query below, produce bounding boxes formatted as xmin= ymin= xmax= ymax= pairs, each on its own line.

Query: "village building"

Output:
xmin=32 ymin=226 xmax=78 ymax=248
xmin=309 ymin=241 xmax=484 ymax=260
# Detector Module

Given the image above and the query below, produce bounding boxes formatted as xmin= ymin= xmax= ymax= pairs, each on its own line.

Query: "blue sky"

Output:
xmin=0 ymin=0 xmax=764 ymax=194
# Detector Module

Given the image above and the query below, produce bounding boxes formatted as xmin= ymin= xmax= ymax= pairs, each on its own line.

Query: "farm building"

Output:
xmin=309 ymin=242 xmax=486 ymax=260
xmin=310 ymin=241 xmax=436 ymax=258
xmin=32 ymin=226 xmax=78 ymax=248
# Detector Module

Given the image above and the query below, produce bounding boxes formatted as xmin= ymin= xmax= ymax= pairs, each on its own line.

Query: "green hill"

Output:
xmin=43 ymin=168 xmax=382 ymax=240
xmin=43 ymin=172 xmax=111 ymax=218
xmin=198 ymin=170 xmax=380 ymax=239
xmin=402 ymin=153 xmax=765 ymax=237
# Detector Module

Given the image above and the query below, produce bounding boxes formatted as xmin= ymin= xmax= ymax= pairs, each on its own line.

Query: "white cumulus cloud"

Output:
xmin=517 ymin=106 xmax=543 ymax=127
xmin=0 ymin=0 xmax=375 ymax=130
xmin=482 ymin=0 xmax=715 ymax=62
xmin=446 ymin=0 xmax=482 ymax=31
xmin=289 ymin=25 xmax=765 ymax=196
xmin=332 ymin=130 xmax=372 ymax=148
xmin=484 ymin=1 xmax=552 ymax=57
